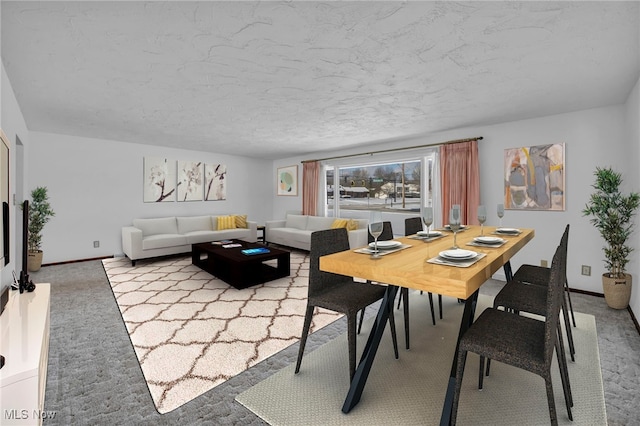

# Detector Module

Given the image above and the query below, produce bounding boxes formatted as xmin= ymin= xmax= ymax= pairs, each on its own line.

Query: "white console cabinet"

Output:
xmin=0 ymin=284 xmax=51 ymax=426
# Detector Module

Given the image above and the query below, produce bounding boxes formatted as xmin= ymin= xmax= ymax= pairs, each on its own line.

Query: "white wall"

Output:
xmin=272 ymin=102 xmax=637 ymax=296
xmin=1 ymin=64 xmax=30 ymax=289
xmin=625 ymin=76 xmax=640 ymax=316
xmin=27 ymin=132 xmax=273 ymax=263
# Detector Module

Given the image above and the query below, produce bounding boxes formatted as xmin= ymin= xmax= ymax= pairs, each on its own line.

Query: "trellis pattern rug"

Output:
xmin=103 ymin=252 xmax=341 ymax=414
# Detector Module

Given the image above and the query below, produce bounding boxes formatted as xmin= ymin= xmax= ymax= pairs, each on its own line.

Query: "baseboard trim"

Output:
xmin=41 ymin=255 xmax=114 ymax=267
xmin=568 ymin=287 xmax=640 ymax=336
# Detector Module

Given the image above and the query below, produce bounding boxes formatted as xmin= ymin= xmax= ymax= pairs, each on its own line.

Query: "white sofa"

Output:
xmin=265 ymin=214 xmax=368 ymax=251
xmin=122 ymin=215 xmax=257 ymax=265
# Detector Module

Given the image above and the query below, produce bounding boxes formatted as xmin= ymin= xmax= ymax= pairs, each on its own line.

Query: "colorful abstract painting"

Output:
xmin=177 ymin=161 xmax=203 ymax=201
xmin=143 ymin=157 xmax=176 ymax=202
xmin=504 ymin=143 xmax=565 ymax=210
xmin=277 ymin=165 xmax=298 ymax=196
xmin=205 ymin=163 xmax=226 ymax=201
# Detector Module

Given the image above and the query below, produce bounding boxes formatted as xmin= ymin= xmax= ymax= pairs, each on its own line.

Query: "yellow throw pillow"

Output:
xmin=331 ymin=219 xmax=348 ymax=229
xmin=217 ymin=215 xmax=237 ymax=230
xmin=234 ymin=215 xmax=248 ymax=229
xmin=346 ymin=219 xmax=359 ymax=231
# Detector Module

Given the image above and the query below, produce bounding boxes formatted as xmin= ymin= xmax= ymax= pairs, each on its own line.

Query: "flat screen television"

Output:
xmin=0 ymin=131 xmax=8 ymax=369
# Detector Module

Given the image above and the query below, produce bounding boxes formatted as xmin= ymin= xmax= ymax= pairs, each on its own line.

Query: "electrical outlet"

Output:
xmin=581 ymin=265 xmax=591 ymax=276
xmin=540 ymin=259 xmax=548 ymax=268
xmin=93 ymin=241 xmax=100 ymax=248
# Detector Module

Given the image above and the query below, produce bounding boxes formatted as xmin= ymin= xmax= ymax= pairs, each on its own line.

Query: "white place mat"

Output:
xmin=354 ymin=244 xmax=412 ymax=256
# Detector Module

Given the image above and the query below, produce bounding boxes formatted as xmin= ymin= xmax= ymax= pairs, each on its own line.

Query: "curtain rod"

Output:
xmin=301 ymin=136 xmax=483 ymax=164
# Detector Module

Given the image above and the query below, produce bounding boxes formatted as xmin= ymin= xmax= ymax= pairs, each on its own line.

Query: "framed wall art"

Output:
xmin=277 ymin=165 xmax=298 ymax=196
xmin=143 ymin=157 xmax=177 ymax=202
xmin=177 ymin=160 xmax=203 ymax=202
xmin=504 ymin=143 xmax=565 ymax=211
xmin=205 ymin=163 xmax=227 ymax=201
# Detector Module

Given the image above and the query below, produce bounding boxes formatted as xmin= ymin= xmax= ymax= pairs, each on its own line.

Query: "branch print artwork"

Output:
xmin=177 ymin=161 xmax=203 ymax=201
xmin=143 ymin=157 xmax=177 ymax=202
xmin=205 ymin=163 xmax=226 ymax=201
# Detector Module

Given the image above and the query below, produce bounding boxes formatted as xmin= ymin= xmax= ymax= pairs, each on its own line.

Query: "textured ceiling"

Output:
xmin=2 ymin=1 xmax=639 ymax=159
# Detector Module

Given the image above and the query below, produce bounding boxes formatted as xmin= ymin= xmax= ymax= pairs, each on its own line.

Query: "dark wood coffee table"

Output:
xmin=191 ymin=241 xmax=290 ymax=289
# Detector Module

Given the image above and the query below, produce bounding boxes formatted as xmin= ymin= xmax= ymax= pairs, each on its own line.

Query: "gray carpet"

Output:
xmin=29 ymin=254 xmax=640 ymax=425
xmin=236 ymin=294 xmax=604 ymax=425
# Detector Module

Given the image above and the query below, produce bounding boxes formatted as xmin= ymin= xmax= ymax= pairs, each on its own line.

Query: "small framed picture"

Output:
xmin=277 ymin=165 xmax=298 ymax=196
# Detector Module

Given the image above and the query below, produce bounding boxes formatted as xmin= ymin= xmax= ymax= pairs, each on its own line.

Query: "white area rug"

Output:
xmin=236 ymin=293 xmax=606 ymax=425
xmin=103 ymin=253 xmax=341 ymax=414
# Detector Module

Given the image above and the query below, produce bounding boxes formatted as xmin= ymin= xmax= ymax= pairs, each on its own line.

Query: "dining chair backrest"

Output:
xmin=404 ymin=217 xmax=422 ymax=236
xmin=368 ymin=221 xmax=394 ymax=243
xmin=560 ymin=224 xmax=570 ymax=282
xmin=309 ymin=228 xmax=351 ymax=298
xmin=543 ymin=240 xmax=566 ymax=366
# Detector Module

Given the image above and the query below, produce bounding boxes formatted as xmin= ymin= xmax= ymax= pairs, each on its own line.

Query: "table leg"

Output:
xmin=503 ymin=260 xmax=513 ymax=281
xmin=342 ymin=285 xmax=399 ymax=413
xmin=439 ymin=288 xmax=479 ymax=426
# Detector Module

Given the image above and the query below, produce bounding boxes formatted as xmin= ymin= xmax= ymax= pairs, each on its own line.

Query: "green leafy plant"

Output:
xmin=582 ymin=167 xmax=640 ymax=278
xmin=27 ymin=186 xmax=55 ymax=252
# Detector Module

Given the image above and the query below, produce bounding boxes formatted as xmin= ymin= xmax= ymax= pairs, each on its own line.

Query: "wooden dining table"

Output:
xmin=319 ymin=225 xmax=534 ymax=425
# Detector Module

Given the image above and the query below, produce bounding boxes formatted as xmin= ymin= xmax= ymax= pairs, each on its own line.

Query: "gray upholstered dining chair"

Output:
xmin=355 ymin=222 xmax=411 ymax=350
xmin=404 ymin=216 xmax=442 ymax=326
xmin=451 ymin=239 xmax=573 ymax=425
xmin=295 ymin=228 xmax=399 ymax=381
xmin=511 ymin=223 xmax=576 ymax=327
xmin=490 ymin=225 xmax=575 ymax=365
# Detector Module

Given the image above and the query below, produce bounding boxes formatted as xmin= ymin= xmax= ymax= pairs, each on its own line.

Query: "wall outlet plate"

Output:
xmin=581 ymin=265 xmax=591 ymax=276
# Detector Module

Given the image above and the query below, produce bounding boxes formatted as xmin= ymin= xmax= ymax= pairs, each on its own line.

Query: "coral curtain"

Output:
xmin=440 ymin=140 xmax=480 ymax=225
xmin=302 ymin=161 xmax=320 ymax=216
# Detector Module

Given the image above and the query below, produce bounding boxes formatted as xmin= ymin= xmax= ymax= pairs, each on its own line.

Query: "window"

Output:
xmin=324 ymin=152 xmax=436 ymax=219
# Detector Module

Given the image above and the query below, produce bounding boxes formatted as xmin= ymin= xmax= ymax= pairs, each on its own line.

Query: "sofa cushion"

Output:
xmin=270 ymin=228 xmax=311 ymax=244
xmin=133 ymin=217 xmax=178 ymax=236
xmin=234 ymin=214 xmax=248 ymax=229
xmin=142 ymin=234 xmax=188 ymax=250
xmin=306 ymin=216 xmax=335 ymax=231
xmin=285 ymin=214 xmax=308 ymax=230
xmin=217 ymin=215 xmax=237 ymax=230
xmin=177 ymin=216 xmax=213 ymax=234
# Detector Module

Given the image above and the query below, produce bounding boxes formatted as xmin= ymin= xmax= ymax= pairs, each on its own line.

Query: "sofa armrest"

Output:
xmin=265 ymin=220 xmax=286 ymax=232
xmin=122 ymin=226 xmax=143 ymax=260
xmin=348 ymin=228 xmax=369 ymax=249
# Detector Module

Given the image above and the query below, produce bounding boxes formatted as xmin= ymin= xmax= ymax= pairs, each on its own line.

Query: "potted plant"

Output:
xmin=27 ymin=186 xmax=55 ymax=272
xmin=582 ymin=167 xmax=640 ymax=309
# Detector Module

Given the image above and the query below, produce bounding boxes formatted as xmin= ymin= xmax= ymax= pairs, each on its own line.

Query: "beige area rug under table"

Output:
xmin=103 ymin=253 xmax=342 ymax=414
xmin=236 ymin=292 xmax=606 ymax=425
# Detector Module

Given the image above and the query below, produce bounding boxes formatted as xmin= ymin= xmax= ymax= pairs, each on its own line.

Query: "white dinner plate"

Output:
xmin=369 ymin=240 xmax=402 ymax=249
xmin=417 ymin=230 xmax=442 ymax=237
xmin=496 ymin=227 xmax=520 ymax=234
xmin=474 ymin=236 xmax=504 ymax=244
xmin=439 ymin=249 xmax=477 ymax=260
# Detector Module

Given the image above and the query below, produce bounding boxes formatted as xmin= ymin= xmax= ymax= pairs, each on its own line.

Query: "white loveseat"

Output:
xmin=265 ymin=214 xmax=368 ymax=251
xmin=122 ymin=215 xmax=257 ymax=265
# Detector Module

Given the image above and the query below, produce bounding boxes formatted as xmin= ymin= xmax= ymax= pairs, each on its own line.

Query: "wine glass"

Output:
xmin=369 ymin=211 xmax=383 ymax=257
xmin=449 ymin=205 xmax=461 ymax=249
xmin=477 ymin=205 xmax=487 ymax=236
xmin=422 ymin=207 xmax=433 ymax=236
xmin=497 ymin=203 xmax=505 ymax=228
